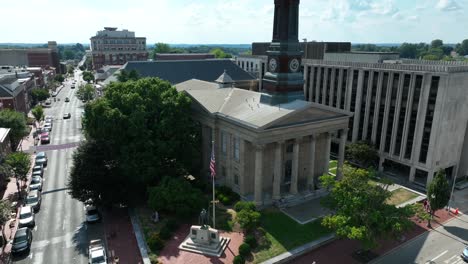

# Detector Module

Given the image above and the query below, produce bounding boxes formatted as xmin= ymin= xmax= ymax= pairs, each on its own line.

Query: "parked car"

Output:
xmin=40 ymin=133 xmax=50 ymax=144
xmin=29 ymin=176 xmax=43 ymax=191
xmin=63 ymin=113 xmax=71 ymax=119
xmin=71 ymin=84 xmax=76 ymax=89
xmin=88 ymin=239 xmax=107 ymax=264
xmin=65 ymin=97 xmax=70 ymax=102
xmin=41 ymin=127 xmax=51 ymax=133
xmin=85 ymin=205 xmax=101 ymax=223
xmin=25 ymin=190 xmax=41 ymax=212
xmin=11 ymin=227 xmax=32 ymax=255
xmin=32 ymin=165 xmax=43 ymax=177
xmin=45 ymin=99 xmax=52 ymax=105
xmin=43 ymin=123 xmax=52 ymax=132
xmin=462 ymin=247 xmax=468 ymax=261
xmin=45 ymin=116 xmax=53 ymax=122
xmin=18 ymin=206 xmax=35 ymax=228
xmin=35 ymin=152 xmax=48 ymax=167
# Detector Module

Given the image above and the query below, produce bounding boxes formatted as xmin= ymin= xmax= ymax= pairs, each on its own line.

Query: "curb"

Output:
xmin=128 ymin=208 xmax=151 ymax=264
xmin=260 ymin=234 xmax=336 ymax=264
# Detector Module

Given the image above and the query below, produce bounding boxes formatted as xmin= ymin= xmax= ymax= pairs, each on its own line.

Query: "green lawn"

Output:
xmin=252 ymin=209 xmax=332 ymax=263
xmin=387 ymin=188 xmax=419 ymax=205
xmin=329 ymin=160 xmax=337 ymax=169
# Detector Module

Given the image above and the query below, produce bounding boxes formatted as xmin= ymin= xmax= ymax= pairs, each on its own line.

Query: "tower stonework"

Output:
xmin=262 ymin=0 xmax=304 ymax=104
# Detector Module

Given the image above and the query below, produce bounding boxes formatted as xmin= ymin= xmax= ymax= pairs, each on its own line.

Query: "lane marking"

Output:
xmin=429 ymin=250 xmax=448 ymax=262
xmin=445 ymin=254 xmax=458 ymax=263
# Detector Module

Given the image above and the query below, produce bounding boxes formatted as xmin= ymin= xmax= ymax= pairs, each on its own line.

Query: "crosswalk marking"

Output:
xmin=429 ymin=250 xmax=448 ymax=262
xmin=444 ymin=254 xmax=458 ymax=263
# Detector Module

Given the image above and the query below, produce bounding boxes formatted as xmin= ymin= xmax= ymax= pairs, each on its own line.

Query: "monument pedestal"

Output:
xmin=178 ymin=225 xmax=230 ymax=257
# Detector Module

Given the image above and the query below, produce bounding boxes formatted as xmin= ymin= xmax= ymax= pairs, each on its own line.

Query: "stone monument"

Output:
xmin=178 ymin=209 xmax=230 ymax=257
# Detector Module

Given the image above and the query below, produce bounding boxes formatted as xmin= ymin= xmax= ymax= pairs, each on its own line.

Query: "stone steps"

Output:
xmin=277 ymin=190 xmax=328 ymax=209
xmin=179 ymin=236 xmax=231 ymax=257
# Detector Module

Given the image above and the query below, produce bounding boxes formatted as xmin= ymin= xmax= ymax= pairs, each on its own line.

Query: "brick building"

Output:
xmin=90 ymin=27 xmax=148 ymax=70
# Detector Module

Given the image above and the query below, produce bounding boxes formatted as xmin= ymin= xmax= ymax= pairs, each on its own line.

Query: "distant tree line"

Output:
xmin=352 ymin=39 xmax=468 ymax=61
xmin=150 ymin=42 xmax=251 ymax=59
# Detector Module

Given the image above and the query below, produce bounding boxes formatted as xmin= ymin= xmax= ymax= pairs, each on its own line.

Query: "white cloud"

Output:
xmin=436 ymin=0 xmax=462 ymax=11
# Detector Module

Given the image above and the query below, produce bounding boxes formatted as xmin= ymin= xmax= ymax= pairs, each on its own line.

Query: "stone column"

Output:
xmin=273 ymin=141 xmax=283 ymax=200
xmin=307 ymin=135 xmax=316 ymax=190
xmin=337 ymin=129 xmax=347 ymax=180
xmin=254 ymin=144 xmax=264 ymax=206
xmin=409 ymin=166 xmax=416 ymax=182
xmin=290 ymin=138 xmax=301 ymax=194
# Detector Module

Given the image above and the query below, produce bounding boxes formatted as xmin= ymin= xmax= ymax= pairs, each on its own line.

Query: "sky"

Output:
xmin=2 ymin=0 xmax=467 ymax=45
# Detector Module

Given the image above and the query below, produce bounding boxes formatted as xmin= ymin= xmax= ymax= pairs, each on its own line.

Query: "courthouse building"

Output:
xmin=303 ymin=53 xmax=468 ymax=187
xmin=177 ymin=0 xmax=351 ymax=206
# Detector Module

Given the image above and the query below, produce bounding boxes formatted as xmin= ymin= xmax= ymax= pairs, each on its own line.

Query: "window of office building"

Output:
xmin=340 ymin=69 xmax=348 ymax=109
xmin=393 ymin=74 xmax=411 ymax=156
xmin=414 ymin=169 xmax=428 ymax=186
xmin=404 ymin=75 xmax=423 ymax=160
xmin=375 ymin=72 xmax=389 ymax=149
xmin=358 ymin=71 xmax=370 ymax=140
xmin=221 ymin=166 xmax=226 ymax=178
xmin=234 ymin=173 xmax=239 ymax=185
xmin=233 ymin=137 xmax=240 ymax=161
xmin=332 ymin=68 xmax=340 ymax=107
xmin=348 ymin=70 xmax=360 ymax=140
xmin=221 ymin=131 xmax=228 ymax=155
xmin=284 ymin=160 xmax=292 ymax=183
xmin=310 ymin=67 xmax=318 ymax=102
xmin=324 ymin=68 xmax=332 ymax=105
xmin=384 ymin=73 xmax=400 ymax=153
xmin=419 ymin=76 xmax=440 ymax=163
xmin=318 ymin=68 xmax=325 ymax=104
xmin=305 ymin=66 xmax=311 ymax=100
xmin=366 ymin=71 xmax=379 ymax=142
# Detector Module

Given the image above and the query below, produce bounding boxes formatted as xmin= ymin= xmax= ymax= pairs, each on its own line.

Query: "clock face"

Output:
xmin=269 ymin=58 xmax=277 ymax=72
xmin=289 ymin=58 xmax=300 ymax=72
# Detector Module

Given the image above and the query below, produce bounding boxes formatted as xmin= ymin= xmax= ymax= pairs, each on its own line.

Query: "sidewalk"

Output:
xmin=103 ymin=207 xmax=143 ymax=264
xmin=290 ymin=207 xmax=454 ymax=264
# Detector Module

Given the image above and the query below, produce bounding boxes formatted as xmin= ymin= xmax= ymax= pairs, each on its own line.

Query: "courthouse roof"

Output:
xmin=120 ymin=59 xmax=255 ymax=85
xmin=176 ymin=79 xmax=349 ymax=130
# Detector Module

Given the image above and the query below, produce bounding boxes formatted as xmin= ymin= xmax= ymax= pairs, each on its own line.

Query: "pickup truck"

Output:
xmin=88 ymin=239 xmax=107 ymax=264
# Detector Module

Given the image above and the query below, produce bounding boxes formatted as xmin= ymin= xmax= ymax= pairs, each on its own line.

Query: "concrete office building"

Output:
xmin=90 ymin=27 xmax=148 ymax=70
xmin=236 ymin=42 xmax=351 ymax=92
xmin=303 ymin=53 xmax=468 ymax=187
xmin=0 ymin=41 xmax=62 ymax=73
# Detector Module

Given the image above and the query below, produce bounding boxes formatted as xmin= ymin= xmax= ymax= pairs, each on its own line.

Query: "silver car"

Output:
xmin=25 ymin=190 xmax=41 ymax=212
xmin=18 ymin=206 xmax=35 ymax=228
xmin=85 ymin=205 xmax=101 ymax=223
xmin=29 ymin=176 xmax=43 ymax=191
xmin=35 ymin=152 xmax=48 ymax=167
xmin=32 ymin=165 xmax=43 ymax=177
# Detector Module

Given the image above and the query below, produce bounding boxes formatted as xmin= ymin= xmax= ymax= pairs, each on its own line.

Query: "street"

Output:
xmin=375 ymin=214 xmax=468 ymax=264
xmin=13 ymin=70 xmax=104 ymax=264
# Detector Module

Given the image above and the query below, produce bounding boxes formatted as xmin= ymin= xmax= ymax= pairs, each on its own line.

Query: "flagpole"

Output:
xmin=212 ymin=140 xmax=216 ymax=229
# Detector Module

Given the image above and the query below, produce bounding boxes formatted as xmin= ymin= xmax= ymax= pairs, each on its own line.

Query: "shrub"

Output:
xmin=220 ymin=195 xmax=230 ymax=205
xmin=149 ymin=254 xmax=160 ymax=264
xmin=234 ymin=201 xmax=256 ymax=212
xmin=159 ymin=226 xmax=171 ymax=240
xmin=244 ymin=234 xmax=257 ymax=248
xmin=233 ymin=255 xmax=245 ymax=264
xmin=236 ymin=209 xmax=261 ymax=232
xmin=216 ymin=186 xmax=240 ymax=206
xmin=238 ymin=243 xmax=251 ymax=257
xmin=147 ymin=233 xmax=165 ymax=252
xmin=166 ymin=219 xmax=179 ymax=232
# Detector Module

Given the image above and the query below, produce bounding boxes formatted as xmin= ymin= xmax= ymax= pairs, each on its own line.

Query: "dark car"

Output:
xmin=40 ymin=132 xmax=50 ymax=144
xmin=63 ymin=113 xmax=71 ymax=119
xmin=65 ymin=97 xmax=70 ymax=102
xmin=11 ymin=227 xmax=32 ymax=254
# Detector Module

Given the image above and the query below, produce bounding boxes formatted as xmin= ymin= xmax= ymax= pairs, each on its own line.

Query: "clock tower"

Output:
xmin=262 ymin=0 xmax=304 ymax=104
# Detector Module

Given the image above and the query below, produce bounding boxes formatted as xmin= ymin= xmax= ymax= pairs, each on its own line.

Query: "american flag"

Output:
xmin=210 ymin=143 xmax=216 ymax=179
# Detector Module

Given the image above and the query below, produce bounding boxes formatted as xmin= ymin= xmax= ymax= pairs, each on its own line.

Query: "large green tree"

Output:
xmin=74 ymin=78 xmax=200 ymax=204
xmin=210 ymin=48 xmax=232 ymax=59
xmin=6 ymin=152 xmax=31 ymax=199
xmin=320 ymin=165 xmax=414 ymax=250
xmin=345 ymin=141 xmax=378 ymax=168
xmin=426 ymin=170 xmax=450 ymax=227
xmin=148 ymin=176 xmax=206 ymax=218
xmin=82 ymin=71 xmax=95 ymax=83
xmin=116 ymin=69 xmax=140 ymax=82
xmin=31 ymin=89 xmax=50 ymax=103
xmin=456 ymin=39 xmax=468 ymax=56
xmin=31 ymin=105 xmax=44 ymax=125
xmin=54 ymin=74 xmax=65 ymax=83
xmin=0 ymin=110 xmax=29 ymax=151
xmin=76 ymin=84 xmax=95 ymax=101
xmin=68 ymin=139 xmax=125 ymax=205
xmin=0 ymin=199 xmax=11 ymax=249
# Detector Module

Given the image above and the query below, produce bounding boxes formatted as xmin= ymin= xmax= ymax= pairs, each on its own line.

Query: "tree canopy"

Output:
xmin=116 ymin=69 xmax=140 ymax=82
xmin=31 ymin=89 xmax=50 ymax=103
xmin=76 ymin=84 xmax=95 ymax=101
xmin=427 ymin=170 xmax=450 ymax=213
xmin=210 ymin=48 xmax=232 ymax=58
xmin=0 ymin=110 xmax=29 ymax=151
xmin=31 ymin=105 xmax=44 ymax=123
xmin=320 ymin=166 xmax=414 ymax=250
xmin=82 ymin=71 xmax=95 ymax=83
xmin=54 ymin=74 xmax=65 ymax=83
xmin=69 ymin=77 xmax=201 ymax=205
xmin=147 ymin=176 xmax=207 ymax=218
xmin=345 ymin=141 xmax=378 ymax=168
